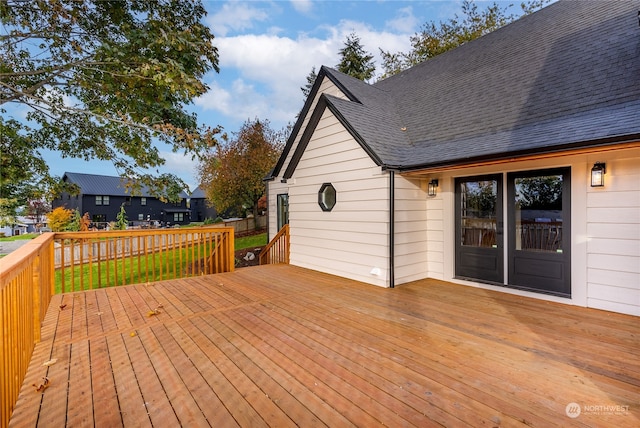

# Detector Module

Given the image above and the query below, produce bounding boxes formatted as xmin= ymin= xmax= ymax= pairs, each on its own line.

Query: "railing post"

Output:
xmin=228 ymin=229 xmax=235 ymax=272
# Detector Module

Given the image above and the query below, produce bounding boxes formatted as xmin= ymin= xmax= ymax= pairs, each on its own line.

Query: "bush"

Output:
xmin=203 ymin=217 xmax=214 ymax=225
xmin=48 ymin=207 xmax=73 ymax=232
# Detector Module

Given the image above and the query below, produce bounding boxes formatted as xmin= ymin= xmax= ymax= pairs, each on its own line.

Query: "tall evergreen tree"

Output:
xmin=336 ymin=33 xmax=375 ymax=81
xmin=301 ymin=66 xmax=317 ymax=99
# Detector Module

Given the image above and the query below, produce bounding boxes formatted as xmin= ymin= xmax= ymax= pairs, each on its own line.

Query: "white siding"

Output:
xmin=394 ymin=177 xmax=429 ymax=284
xmin=268 ymin=76 xmax=347 ymax=240
xmin=586 ymin=153 xmax=640 ymax=316
xmin=289 ymin=110 xmax=390 ymax=287
xmin=425 ymin=196 xmax=445 ymax=280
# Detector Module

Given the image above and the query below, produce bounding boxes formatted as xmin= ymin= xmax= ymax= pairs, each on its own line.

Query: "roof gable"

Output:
xmin=267 ymin=66 xmax=369 ymax=180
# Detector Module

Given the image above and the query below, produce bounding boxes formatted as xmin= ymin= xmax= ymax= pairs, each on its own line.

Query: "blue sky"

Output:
xmin=37 ymin=0 xmax=525 ymax=191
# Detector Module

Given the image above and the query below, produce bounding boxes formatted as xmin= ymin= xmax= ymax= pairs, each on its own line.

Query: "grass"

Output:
xmin=53 ymin=232 xmax=268 ymax=293
xmin=0 ymin=233 xmax=38 ymax=241
xmin=235 ymin=232 xmax=267 ymax=250
xmin=55 ymin=241 xmax=216 ymax=293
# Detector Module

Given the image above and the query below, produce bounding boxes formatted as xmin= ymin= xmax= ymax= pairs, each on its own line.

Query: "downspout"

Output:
xmin=389 ymin=170 xmax=395 ymax=289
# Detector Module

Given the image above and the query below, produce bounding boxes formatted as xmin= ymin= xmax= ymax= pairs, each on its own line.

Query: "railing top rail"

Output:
xmin=53 ymin=226 xmax=234 ymax=240
xmin=0 ymin=233 xmax=54 ymax=286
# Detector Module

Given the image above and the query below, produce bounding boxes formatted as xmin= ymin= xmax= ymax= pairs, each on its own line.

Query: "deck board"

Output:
xmin=9 ymin=264 xmax=640 ymax=427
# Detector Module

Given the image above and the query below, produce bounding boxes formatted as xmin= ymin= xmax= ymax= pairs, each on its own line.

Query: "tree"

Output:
xmin=515 ymin=176 xmax=562 ymax=210
xmin=68 ymin=209 xmax=81 ymax=231
xmin=198 ymin=119 xmax=285 ymax=219
xmin=0 ymin=0 xmax=221 ymax=203
xmin=336 ymin=33 xmax=375 ymax=81
xmin=115 ymin=205 xmax=128 ymax=230
xmin=23 ymin=198 xmax=51 ymax=230
xmin=301 ymin=66 xmax=317 ymax=99
xmin=47 ymin=206 xmax=73 ymax=232
xmin=380 ymin=0 xmax=549 ymax=77
xmin=80 ymin=212 xmax=91 ymax=232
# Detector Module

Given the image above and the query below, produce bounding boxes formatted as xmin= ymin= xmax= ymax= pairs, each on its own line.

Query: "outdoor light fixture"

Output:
xmin=427 ymin=179 xmax=439 ymax=197
xmin=591 ymin=162 xmax=606 ymax=187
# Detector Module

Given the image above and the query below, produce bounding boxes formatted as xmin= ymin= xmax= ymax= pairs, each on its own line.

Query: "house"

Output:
xmin=189 ymin=185 xmax=218 ymax=222
xmin=266 ymin=0 xmax=640 ymax=316
xmin=53 ymin=172 xmax=191 ymax=226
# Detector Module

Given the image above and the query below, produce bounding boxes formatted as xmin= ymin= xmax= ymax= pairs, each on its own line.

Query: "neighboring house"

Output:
xmin=52 ymin=172 xmax=191 ymax=226
xmin=189 ymin=185 xmax=217 ymax=222
xmin=266 ymin=1 xmax=640 ymax=316
xmin=0 ymin=223 xmax=27 ymax=237
xmin=16 ymin=216 xmax=45 ymax=233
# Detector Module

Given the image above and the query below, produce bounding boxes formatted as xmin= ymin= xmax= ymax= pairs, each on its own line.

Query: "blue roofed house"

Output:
xmin=53 ymin=172 xmax=191 ymax=226
xmin=266 ymin=0 xmax=640 ymax=316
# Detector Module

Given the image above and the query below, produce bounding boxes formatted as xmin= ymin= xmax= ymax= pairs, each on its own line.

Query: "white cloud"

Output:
xmin=206 ymin=2 xmax=269 ymax=37
xmin=290 ymin=0 xmax=313 ymax=14
xmin=196 ymin=17 xmax=413 ymax=130
xmin=196 ymin=78 xmax=274 ymax=123
xmin=385 ymin=6 xmax=420 ymax=33
xmin=157 ymin=151 xmax=200 ymax=190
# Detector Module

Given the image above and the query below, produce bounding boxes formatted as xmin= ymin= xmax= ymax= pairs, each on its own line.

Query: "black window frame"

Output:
xmin=318 ymin=183 xmax=337 ymax=212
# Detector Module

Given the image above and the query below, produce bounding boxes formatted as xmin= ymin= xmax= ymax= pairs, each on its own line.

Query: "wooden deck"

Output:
xmin=9 ymin=264 xmax=640 ymax=427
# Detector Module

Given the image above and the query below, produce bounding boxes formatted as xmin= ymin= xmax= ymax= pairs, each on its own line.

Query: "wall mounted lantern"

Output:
xmin=427 ymin=179 xmax=439 ymax=197
xmin=590 ymin=162 xmax=606 ymax=187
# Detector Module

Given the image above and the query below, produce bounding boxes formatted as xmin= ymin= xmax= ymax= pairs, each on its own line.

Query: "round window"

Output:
xmin=318 ymin=183 xmax=336 ymax=211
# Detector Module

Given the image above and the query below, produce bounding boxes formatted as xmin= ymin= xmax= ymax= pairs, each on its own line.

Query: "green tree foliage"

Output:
xmin=301 ymin=66 xmax=317 ymax=100
xmin=115 ymin=204 xmax=128 ymax=230
xmin=0 ymin=0 xmax=221 ymax=205
xmin=336 ymin=33 xmax=375 ymax=81
xmin=380 ymin=0 xmax=549 ymax=78
xmin=464 ymin=181 xmax=497 ymax=218
xmin=515 ymin=176 xmax=562 ymax=210
xmin=67 ymin=209 xmax=81 ymax=231
xmin=198 ymin=119 xmax=285 ymax=218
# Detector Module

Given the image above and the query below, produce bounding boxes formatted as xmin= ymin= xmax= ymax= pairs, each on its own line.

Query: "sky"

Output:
xmin=36 ymin=0 xmax=525 ymax=191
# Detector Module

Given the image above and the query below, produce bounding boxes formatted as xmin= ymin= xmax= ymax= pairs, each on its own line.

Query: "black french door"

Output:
xmin=455 ymin=169 xmax=571 ymax=297
xmin=455 ymin=175 xmax=504 ymax=284
xmin=507 ymin=168 xmax=571 ymax=297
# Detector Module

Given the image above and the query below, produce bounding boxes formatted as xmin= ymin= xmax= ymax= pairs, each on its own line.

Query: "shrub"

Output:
xmin=48 ymin=207 xmax=73 ymax=232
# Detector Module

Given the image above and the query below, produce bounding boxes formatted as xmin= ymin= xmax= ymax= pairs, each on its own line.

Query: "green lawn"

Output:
xmin=235 ymin=232 xmax=267 ymax=250
xmin=0 ymin=233 xmax=38 ymax=241
xmin=55 ymin=241 xmax=216 ymax=293
xmin=54 ymin=232 xmax=268 ymax=293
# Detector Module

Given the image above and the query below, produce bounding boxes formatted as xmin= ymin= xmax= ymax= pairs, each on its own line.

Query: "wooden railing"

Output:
xmin=0 ymin=234 xmax=54 ymax=428
xmin=517 ymin=220 xmax=563 ymax=252
xmin=260 ymin=224 xmax=290 ymax=265
xmin=53 ymin=227 xmax=234 ymax=293
xmin=0 ymin=226 xmax=233 ymax=428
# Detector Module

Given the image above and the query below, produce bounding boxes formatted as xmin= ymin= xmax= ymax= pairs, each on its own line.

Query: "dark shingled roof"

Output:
xmin=189 ymin=185 xmax=207 ymax=199
xmin=63 ymin=172 xmax=189 ymax=198
xmin=275 ymin=0 xmax=640 ymax=176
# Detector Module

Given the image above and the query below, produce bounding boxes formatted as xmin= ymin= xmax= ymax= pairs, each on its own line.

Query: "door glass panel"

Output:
xmin=514 ymin=174 xmax=563 ymax=252
xmin=460 ymin=180 xmax=498 ymax=248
